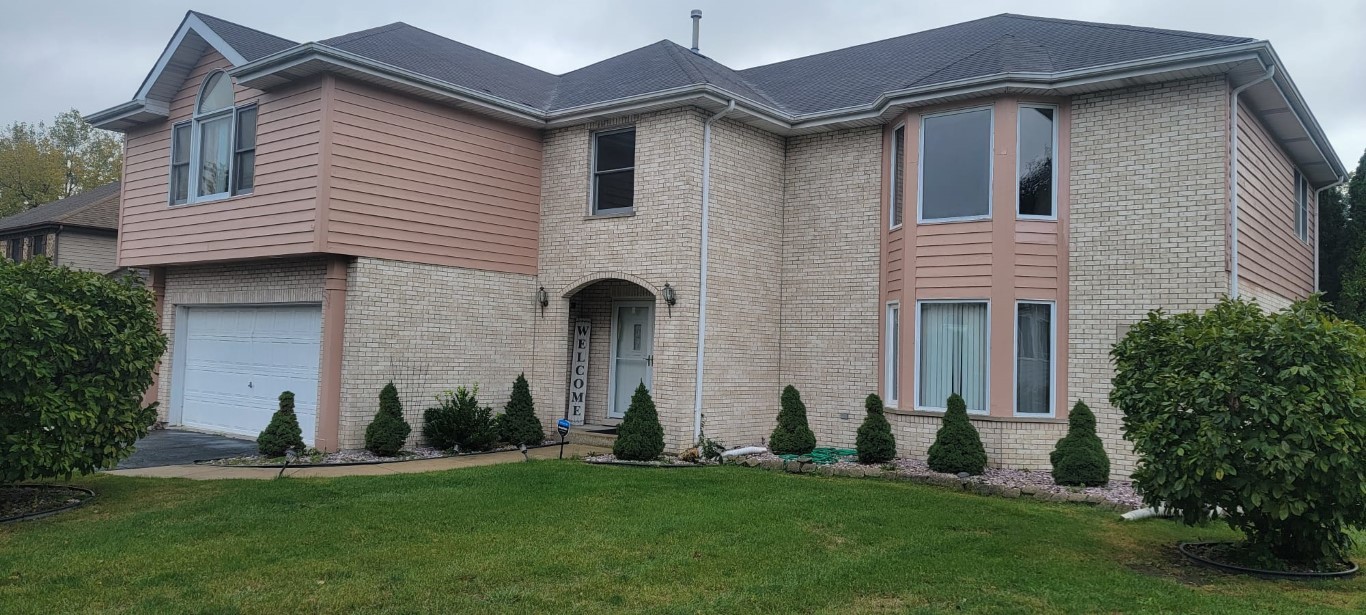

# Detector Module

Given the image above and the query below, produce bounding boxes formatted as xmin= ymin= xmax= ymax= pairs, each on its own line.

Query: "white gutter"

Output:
xmin=1314 ymin=177 xmax=1348 ymax=292
xmin=693 ymin=99 xmax=736 ymax=443
xmin=1228 ymin=65 xmax=1276 ymax=299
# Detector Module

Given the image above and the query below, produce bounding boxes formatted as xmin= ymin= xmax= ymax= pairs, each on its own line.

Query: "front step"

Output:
xmin=566 ymin=423 xmax=618 ymax=448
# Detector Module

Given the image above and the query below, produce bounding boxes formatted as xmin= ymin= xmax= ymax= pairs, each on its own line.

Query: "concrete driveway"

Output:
xmin=114 ymin=429 xmax=257 ymax=469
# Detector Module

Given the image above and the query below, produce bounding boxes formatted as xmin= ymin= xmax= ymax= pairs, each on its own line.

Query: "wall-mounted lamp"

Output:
xmin=661 ymin=282 xmax=677 ymax=316
xmin=537 ymin=286 xmax=549 ymax=315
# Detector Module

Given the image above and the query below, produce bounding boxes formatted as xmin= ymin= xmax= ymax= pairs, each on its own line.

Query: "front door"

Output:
xmin=608 ymin=301 xmax=654 ymax=419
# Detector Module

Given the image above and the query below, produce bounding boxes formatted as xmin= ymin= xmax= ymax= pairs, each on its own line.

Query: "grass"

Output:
xmin=1 ymin=462 xmax=1362 ymax=614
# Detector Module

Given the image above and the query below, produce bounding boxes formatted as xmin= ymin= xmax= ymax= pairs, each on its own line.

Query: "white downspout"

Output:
xmin=693 ymin=99 xmax=736 ymax=443
xmin=1313 ymin=178 xmax=1347 ymax=293
xmin=1229 ymin=65 xmax=1276 ymax=299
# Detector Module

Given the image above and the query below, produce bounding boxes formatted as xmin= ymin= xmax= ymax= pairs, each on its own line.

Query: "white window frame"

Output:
xmin=170 ymin=70 xmax=250 ymax=207
xmin=1012 ymin=300 xmax=1056 ymax=418
xmin=589 ymin=126 xmax=636 ymax=216
xmin=884 ymin=301 xmax=901 ymax=407
xmin=1015 ymin=103 xmax=1059 ymax=221
xmin=1294 ymin=169 xmax=1310 ymax=243
xmin=913 ymin=298 xmax=991 ymax=414
xmin=889 ymin=123 xmax=905 ymax=230
xmin=917 ymin=105 xmax=995 ymax=225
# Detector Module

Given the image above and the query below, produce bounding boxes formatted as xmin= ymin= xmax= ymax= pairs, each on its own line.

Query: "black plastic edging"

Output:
xmin=1178 ymin=541 xmax=1359 ymax=579
xmin=192 ymin=443 xmax=561 ymax=468
xmin=1 ymin=485 xmax=95 ymax=524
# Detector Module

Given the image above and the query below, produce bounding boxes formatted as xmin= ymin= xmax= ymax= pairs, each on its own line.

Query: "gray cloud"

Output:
xmin=3 ymin=0 xmax=1361 ymax=169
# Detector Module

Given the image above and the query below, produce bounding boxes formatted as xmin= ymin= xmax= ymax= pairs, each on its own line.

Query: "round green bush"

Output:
xmin=498 ymin=373 xmax=544 ymax=446
xmin=1 ymin=259 xmax=167 ymax=482
xmin=258 ymin=391 xmax=306 ymax=457
xmin=364 ymin=382 xmax=411 ymax=456
xmin=1050 ymin=400 xmax=1109 ymax=486
xmin=1112 ymin=297 xmax=1366 ymax=567
xmin=856 ymin=394 xmax=896 ymax=464
xmin=769 ymin=385 xmax=816 ymax=455
xmin=926 ymin=393 xmax=987 ymax=475
xmin=613 ymin=383 xmax=664 ymax=461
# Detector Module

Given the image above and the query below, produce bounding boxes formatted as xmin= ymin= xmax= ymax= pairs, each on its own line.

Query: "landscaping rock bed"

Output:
xmin=583 ymin=453 xmax=716 ymax=467
xmin=738 ymin=452 xmax=1142 ymax=511
xmin=200 ymin=441 xmax=557 ymax=467
xmin=1 ymin=485 xmax=94 ymax=523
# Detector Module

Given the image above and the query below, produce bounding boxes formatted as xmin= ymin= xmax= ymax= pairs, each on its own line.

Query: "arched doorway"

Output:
xmin=563 ymin=277 xmax=656 ymax=426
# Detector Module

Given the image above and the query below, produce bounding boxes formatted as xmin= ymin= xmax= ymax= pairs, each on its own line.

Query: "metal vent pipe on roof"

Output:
xmin=691 ymin=10 xmax=702 ymax=53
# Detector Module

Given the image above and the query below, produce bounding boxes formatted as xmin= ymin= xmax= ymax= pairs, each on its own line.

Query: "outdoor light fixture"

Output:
xmin=537 ymin=286 xmax=549 ymax=315
xmin=662 ymin=282 xmax=677 ymax=316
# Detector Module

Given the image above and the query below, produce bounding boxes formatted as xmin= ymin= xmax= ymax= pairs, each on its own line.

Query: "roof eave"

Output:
xmin=84 ymin=99 xmax=170 ymax=132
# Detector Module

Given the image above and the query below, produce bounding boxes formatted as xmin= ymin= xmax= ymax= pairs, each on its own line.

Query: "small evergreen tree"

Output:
xmin=613 ymin=383 xmax=665 ymax=461
xmin=856 ymin=394 xmax=896 ymax=464
xmin=926 ymin=393 xmax=987 ymax=475
xmin=364 ymin=381 xmax=411 ymax=456
xmin=258 ymin=391 xmax=305 ymax=457
xmin=769 ymin=385 xmax=816 ymax=455
xmin=1050 ymin=400 xmax=1110 ymax=486
xmin=498 ymin=373 xmax=544 ymax=446
xmin=424 ymin=385 xmax=499 ymax=452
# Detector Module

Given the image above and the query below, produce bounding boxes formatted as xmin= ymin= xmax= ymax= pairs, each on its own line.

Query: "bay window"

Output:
xmin=169 ymin=70 xmax=256 ymax=205
xmin=890 ymin=124 xmax=905 ymax=228
xmin=1017 ymin=105 xmax=1056 ymax=218
xmin=885 ymin=302 xmax=901 ymax=406
xmin=1015 ymin=301 xmax=1054 ymax=415
xmin=919 ymin=107 xmax=992 ymax=222
xmin=917 ymin=301 xmax=988 ymax=412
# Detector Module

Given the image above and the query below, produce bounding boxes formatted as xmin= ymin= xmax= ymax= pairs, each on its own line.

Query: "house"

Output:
xmin=0 ymin=182 xmax=122 ymax=274
xmin=86 ymin=11 xmax=1344 ymax=475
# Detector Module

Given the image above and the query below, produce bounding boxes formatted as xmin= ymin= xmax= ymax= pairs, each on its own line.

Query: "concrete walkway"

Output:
xmin=105 ymin=443 xmax=606 ymax=480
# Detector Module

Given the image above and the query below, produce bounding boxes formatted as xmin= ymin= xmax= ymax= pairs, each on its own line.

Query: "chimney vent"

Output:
xmin=690 ymin=10 xmax=702 ymax=54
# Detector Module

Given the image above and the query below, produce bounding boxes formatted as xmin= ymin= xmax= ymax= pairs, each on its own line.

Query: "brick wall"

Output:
xmin=1069 ymin=76 xmax=1230 ymax=477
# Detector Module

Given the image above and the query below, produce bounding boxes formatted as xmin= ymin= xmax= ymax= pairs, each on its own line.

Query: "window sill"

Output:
xmin=585 ymin=210 xmax=635 ymax=220
xmin=917 ymin=215 xmax=991 ymax=225
xmin=886 ymin=407 xmax=1066 ymax=424
xmin=170 ymin=191 xmax=254 ymax=208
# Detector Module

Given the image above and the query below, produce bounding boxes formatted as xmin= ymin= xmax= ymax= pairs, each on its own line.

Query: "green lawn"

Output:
xmin=1 ymin=463 xmax=1361 ymax=614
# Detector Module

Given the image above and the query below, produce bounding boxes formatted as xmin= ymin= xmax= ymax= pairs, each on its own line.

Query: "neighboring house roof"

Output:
xmin=0 ymin=182 xmax=121 ymax=234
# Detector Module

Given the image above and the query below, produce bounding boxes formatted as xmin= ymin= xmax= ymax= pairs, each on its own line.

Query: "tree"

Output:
xmin=769 ymin=385 xmax=816 ymax=455
xmin=1112 ymin=297 xmax=1366 ymax=567
xmin=1 ymin=259 xmax=166 ymax=482
xmin=613 ymin=383 xmax=664 ymax=461
xmin=498 ymin=373 xmax=544 ymax=446
xmin=1049 ymin=400 xmax=1110 ymax=486
xmin=855 ymin=394 xmax=896 ymax=464
xmin=1317 ymin=185 xmax=1351 ymax=303
xmin=258 ymin=391 xmax=306 ymax=457
xmin=0 ymin=109 xmax=122 ymax=217
xmin=926 ymin=393 xmax=987 ymax=475
xmin=364 ymin=382 xmax=411 ymax=456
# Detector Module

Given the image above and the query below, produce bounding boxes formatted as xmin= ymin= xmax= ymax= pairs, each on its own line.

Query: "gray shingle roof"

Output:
xmin=0 ymin=182 xmax=121 ymax=233
xmin=191 ymin=12 xmax=296 ymax=61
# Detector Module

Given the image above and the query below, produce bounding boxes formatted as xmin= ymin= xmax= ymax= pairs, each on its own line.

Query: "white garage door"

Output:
xmin=177 ymin=305 xmax=321 ymax=445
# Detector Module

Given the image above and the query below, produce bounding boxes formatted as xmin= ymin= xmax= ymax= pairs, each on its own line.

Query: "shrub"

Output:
xmin=697 ymin=431 xmax=726 ymax=462
xmin=498 ymin=373 xmax=544 ymax=446
xmin=856 ymin=394 xmax=896 ymax=464
xmin=613 ymin=383 xmax=665 ymax=461
xmin=423 ymin=385 xmax=498 ymax=452
xmin=364 ymin=382 xmax=411 ymax=456
xmin=1050 ymin=400 xmax=1109 ymax=486
xmin=1 ymin=259 xmax=167 ymax=482
xmin=769 ymin=385 xmax=816 ymax=455
xmin=258 ymin=391 xmax=306 ymax=457
xmin=1112 ymin=297 xmax=1366 ymax=567
xmin=926 ymin=393 xmax=987 ymax=475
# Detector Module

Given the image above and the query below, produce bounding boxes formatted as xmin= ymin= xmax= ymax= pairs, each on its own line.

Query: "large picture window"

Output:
xmin=917 ymin=301 xmax=988 ymax=412
xmin=919 ymin=107 xmax=992 ymax=222
xmin=1017 ymin=105 xmax=1056 ymax=218
xmin=592 ymin=128 xmax=635 ymax=214
xmin=169 ymin=70 xmax=256 ymax=205
xmin=1015 ymin=301 xmax=1054 ymax=415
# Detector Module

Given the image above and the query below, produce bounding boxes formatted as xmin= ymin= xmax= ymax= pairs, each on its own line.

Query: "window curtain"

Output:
xmin=1016 ymin=304 xmax=1052 ymax=414
xmin=197 ymin=116 xmax=232 ymax=196
xmin=918 ymin=303 xmax=988 ymax=411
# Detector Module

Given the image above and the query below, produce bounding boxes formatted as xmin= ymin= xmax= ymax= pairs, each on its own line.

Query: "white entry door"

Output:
xmin=175 ymin=305 xmax=321 ymax=444
xmin=608 ymin=301 xmax=655 ymax=419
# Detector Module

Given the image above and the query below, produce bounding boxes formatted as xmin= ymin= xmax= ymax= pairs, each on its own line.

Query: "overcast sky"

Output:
xmin=2 ymin=0 xmax=1362 ymax=170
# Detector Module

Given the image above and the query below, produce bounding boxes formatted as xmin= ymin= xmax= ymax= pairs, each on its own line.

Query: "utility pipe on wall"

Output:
xmin=693 ymin=99 xmax=736 ymax=443
xmin=1228 ymin=65 xmax=1276 ymax=299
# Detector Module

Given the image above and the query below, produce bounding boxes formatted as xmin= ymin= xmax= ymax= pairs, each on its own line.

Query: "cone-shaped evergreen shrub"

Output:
xmin=856 ymin=394 xmax=897 ymax=464
xmin=926 ymin=393 xmax=987 ymax=475
xmin=613 ymin=383 xmax=665 ymax=461
xmin=498 ymin=373 xmax=544 ymax=446
xmin=364 ymin=381 xmax=411 ymax=456
xmin=769 ymin=385 xmax=816 ymax=455
xmin=258 ymin=391 xmax=306 ymax=457
xmin=1050 ymin=400 xmax=1110 ymax=486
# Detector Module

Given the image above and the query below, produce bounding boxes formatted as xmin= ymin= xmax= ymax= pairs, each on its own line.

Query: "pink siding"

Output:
xmin=119 ymin=50 xmax=323 ymax=266
xmin=323 ymin=79 xmax=542 ymax=275
xmin=1235 ymin=102 xmax=1316 ymax=300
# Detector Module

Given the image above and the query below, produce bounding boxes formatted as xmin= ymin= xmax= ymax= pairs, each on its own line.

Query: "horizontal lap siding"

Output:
xmin=324 ymin=79 xmax=542 ymax=275
xmin=916 ymin=221 xmax=993 ymax=297
xmin=1235 ymin=103 xmax=1315 ymax=300
xmin=119 ymin=50 xmax=323 ymax=266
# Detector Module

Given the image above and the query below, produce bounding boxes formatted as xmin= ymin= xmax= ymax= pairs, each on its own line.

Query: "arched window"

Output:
xmin=169 ymin=70 xmax=257 ymax=204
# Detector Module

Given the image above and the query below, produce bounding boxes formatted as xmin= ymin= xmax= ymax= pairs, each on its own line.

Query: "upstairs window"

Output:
xmin=1295 ymin=170 xmax=1309 ymax=242
xmin=1017 ymin=105 xmax=1056 ymax=218
xmin=592 ymin=128 xmax=635 ymax=214
xmin=170 ymin=71 xmax=257 ymax=205
xmin=890 ymin=124 xmax=905 ymax=228
xmin=919 ymin=107 xmax=992 ymax=222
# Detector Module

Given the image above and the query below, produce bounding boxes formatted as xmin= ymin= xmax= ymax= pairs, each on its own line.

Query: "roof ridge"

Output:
xmin=321 ymin=22 xmax=411 ymax=46
xmin=189 ymin=11 xmax=297 ymax=47
xmin=660 ymin=40 xmax=709 ymax=85
xmin=737 ymin=13 xmax=1007 ymax=73
xmin=999 ymin=13 xmax=1253 ymax=44
xmin=661 ymin=40 xmax=788 ymax=111
xmin=903 ymin=35 xmax=1010 ymax=88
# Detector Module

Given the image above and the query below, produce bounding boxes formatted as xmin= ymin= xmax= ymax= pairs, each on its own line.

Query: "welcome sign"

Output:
xmin=568 ymin=320 xmax=590 ymax=425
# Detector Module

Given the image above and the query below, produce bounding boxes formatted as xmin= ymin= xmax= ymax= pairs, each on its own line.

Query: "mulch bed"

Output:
xmin=1180 ymin=541 xmax=1359 ymax=578
xmin=584 ymin=453 xmax=715 ymax=467
xmin=199 ymin=441 xmax=559 ymax=467
xmin=1 ymin=485 xmax=94 ymax=523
